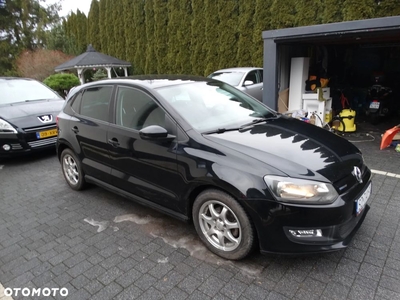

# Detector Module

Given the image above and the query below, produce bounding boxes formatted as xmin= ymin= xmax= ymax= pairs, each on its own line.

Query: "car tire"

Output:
xmin=61 ymin=148 xmax=86 ymax=191
xmin=193 ymin=189 xmax=254 ymax=260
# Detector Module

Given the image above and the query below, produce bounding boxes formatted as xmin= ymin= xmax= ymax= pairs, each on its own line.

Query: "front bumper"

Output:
xmin=243 ymin=178 xmax=372 ymax=255
xmin=0 ymin=132 xmax=57 ymax=157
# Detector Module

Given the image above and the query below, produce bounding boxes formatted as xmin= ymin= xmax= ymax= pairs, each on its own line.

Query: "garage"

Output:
xmin=262 ymin=16 xmax=400 ymax=130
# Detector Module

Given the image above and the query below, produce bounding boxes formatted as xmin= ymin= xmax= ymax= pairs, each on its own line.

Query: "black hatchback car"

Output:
xmin=57 ymin=75 xmax=371 ymax=260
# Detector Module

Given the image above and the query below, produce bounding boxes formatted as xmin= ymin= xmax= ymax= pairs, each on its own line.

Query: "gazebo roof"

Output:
xmin=55 ymin=44 xmax=131 ymax=72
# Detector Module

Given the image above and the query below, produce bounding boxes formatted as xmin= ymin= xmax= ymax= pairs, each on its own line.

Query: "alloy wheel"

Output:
xmin=198 ymin=200 xmax=242 ymax=251
xmin=63 ymin=154 xmax=79 ymax=185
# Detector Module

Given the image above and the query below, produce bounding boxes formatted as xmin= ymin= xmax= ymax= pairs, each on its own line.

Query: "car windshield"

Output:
xmin=157 ymin=81 xmax=276 ymax=133
xmin=0 ymin=79 xmax=61 ymax=105
xmin=208 ymin=72 xmax=244 ymax=86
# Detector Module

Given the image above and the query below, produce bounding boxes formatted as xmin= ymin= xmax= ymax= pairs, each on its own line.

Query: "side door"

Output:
xmin=243 ymin=70 xmax=263 ymax=101
xmin=68 ymin=85 xmax=114 ymax=183
xmin=107 ymin=85 xmax=181 ymax=211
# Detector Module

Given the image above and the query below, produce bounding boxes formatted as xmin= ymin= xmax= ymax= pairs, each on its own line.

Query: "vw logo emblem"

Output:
xmin=352 ymin=166 xmax=363 ymax=184
xmin=38 ymin=115 xmax=53 ymax=123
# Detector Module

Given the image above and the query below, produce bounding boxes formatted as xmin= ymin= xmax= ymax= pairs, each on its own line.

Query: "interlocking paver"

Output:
xmin=84 ymin=279 xmax=104 ymax=295
xmin=89 ymin=281 xmax=123 ymax=300
xmin=114 ymin=284 xmax=143 ymax=300
xmin=154 ymin=271 xmax=185 ymax=293
xmin=1 ymin=134 xmax=400 ymax=300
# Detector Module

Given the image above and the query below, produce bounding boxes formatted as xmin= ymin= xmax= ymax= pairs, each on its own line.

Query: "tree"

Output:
xmin=270 ymin=0 xmax=297 ymax=29
xmin=217 ymin=0 xmax=238 ymax=70
xmin=204 ymin=0 xmax=219 ymax=75
xmin=122 ymin=0 xmax=134 ymax=71
xmin=237 ymin=1 xmax=255 ymax=67
xmin=98 ymin=0 xmax=107 ymax=52
xmin=91 ymin=69 xmax=107 ymax=81
xmin=15 ymin=49 xmax=74 ymax=81
xmin=252 ymin=0 xmax=273 ymax=66
xmin=105 ymin=0 xmax=115 ymax=55
xmin=321 ymin=0 xmax=345 ymax=23
xmin=63 ymin=10 xmax=87 ymax=55
xmin=0 ymin=0 xmax=60 ymax=75
xmin=376 ymin=0 xmax=400 ymax=17
xmin=87 ymin=0 xmax=101 ymax=51
xmin=176 ymin=0 xmax=192 ymax=74
xmin=133 ymin=0 xmax=146 ymax=74
xmin=295 ymin=0 xmax=322 ymax=26
xmin=113 ymin=0 xmax=125 ymax=59
xmin=154 ymin=0 xmax=168 ymax=73
xmin=342 ymin=0 xmax=376 ymax=21
xmin=166 ymin=0 xmax=180 ymax=73
xmin=190 ymin=0 xmax=206 ymax=75
xmin=144 ymin=0 xmax=157 ymax=74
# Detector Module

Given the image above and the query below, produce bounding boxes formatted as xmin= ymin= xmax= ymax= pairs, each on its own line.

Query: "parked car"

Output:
xmin=0 ymin=77 xmax=64 ymax=157
xmin=208 ymin=67 xmax=264 ymax=101
xmin=57 ymin=75 xmax=371 ymax=260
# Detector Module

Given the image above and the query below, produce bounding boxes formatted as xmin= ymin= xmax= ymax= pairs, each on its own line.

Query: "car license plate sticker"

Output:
xmin=369 ymin=102 xmax=380 ymax=109
xmin=355 ymin=183 xmax=371 ymax=215
xmin=36 ymin=129 xmax=58 ymax=139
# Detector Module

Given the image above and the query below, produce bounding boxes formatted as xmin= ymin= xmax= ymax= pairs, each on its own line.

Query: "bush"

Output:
xmin=43 ymin=73 xmax=80 ymax=97
xmin=92 ymin=69 xmax=108 ymax=81
xmin=16 ymin=49 xmax=74 ymax=81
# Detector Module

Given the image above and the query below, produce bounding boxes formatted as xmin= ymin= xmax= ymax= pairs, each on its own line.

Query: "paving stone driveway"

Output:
xmin=0 ymin=123 xmax=400 ymax=300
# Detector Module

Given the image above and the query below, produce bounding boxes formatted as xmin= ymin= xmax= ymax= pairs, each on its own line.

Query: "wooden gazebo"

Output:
xmin=55 ymin=45 xmax=132 ymax=84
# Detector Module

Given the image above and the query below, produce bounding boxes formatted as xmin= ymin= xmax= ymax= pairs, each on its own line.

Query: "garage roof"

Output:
xmin=262 ymin=16 xmax=400 ymax=44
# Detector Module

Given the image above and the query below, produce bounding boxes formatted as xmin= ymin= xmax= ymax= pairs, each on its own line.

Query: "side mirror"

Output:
xmin=244 ymin=80 xmax=254 ymax=86
xmin=139 ymin=125 xmax=175 ymax=141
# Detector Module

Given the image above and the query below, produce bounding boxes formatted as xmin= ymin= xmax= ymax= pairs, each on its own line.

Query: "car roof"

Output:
xmin=0 ymin=77 xmax=36 ymax=81
xmin=69 ymin=75 xmax=216 ymax=93
xmin=211 ymin=67 xmax=262 ymax=73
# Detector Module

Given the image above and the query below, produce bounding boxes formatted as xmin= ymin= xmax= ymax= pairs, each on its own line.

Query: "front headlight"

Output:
xmin=0 ymin=119 xmax=18 ymax=134
xmin=264 ymin=175 xmax=338 ymax=204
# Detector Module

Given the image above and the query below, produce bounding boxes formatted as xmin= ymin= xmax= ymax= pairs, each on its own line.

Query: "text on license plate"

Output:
xmin=369 ymin=102 xmax=380 ymax=109
xmin=355 ymin=182 xmax=371 ymax=215
xmin=36 ymin=129 xmax=58 ymax=139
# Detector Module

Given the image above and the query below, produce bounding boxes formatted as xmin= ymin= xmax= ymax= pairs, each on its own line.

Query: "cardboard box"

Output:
xmin=278 ymin=88 xmax=289 ymax=113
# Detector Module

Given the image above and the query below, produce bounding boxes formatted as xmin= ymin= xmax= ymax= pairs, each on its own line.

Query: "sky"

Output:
xmin=48 ymin=0 xmax=92 ymax=17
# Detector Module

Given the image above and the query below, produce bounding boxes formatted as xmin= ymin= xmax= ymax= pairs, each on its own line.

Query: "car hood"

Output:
xmin=0 ymin=99 xmax=64 ymax=128
xmin=204 ymin=117 xmax=363 ymax=183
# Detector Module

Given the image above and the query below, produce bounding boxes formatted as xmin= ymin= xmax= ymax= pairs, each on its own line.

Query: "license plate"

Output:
xmin=369 ymin=102 xmax=380 ymax=109
xmin=36 ymin=129 xmax=58 ymax=139
xmin=355 ymin=182 xmax=371 ymax=215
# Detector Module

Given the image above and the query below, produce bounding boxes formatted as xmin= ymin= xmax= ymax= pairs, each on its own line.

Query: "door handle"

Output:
xmin=71 ymin=126 xmax=79 ymax=134
xmin=108 ymin=138 xmax=120 ymax=148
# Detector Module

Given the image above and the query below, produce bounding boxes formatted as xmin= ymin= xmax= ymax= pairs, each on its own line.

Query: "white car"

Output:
xmin=208 ymin=67 xmax=263 ymax=101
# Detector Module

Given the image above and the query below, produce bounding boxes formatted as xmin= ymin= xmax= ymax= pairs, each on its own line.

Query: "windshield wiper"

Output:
xmin=203 ymin=114 xmax=280 ymax=135
xmin=24 ymin=99 xmax=49 ymax=102
xmin=203 ymin=127 xmax=240 ymax=135
xmin=239 ymin=115 xmax=280 ymax=132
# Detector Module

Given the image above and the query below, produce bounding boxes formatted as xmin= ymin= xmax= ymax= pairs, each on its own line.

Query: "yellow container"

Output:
xmin=337 ymin=109 xmax=356 ymax=132
xmin=324 ymin=109 xmax=332 ymax=123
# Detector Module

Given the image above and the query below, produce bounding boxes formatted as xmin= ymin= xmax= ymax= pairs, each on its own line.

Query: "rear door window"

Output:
xmin=80 ymin=86 xmax=113 ymax=122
